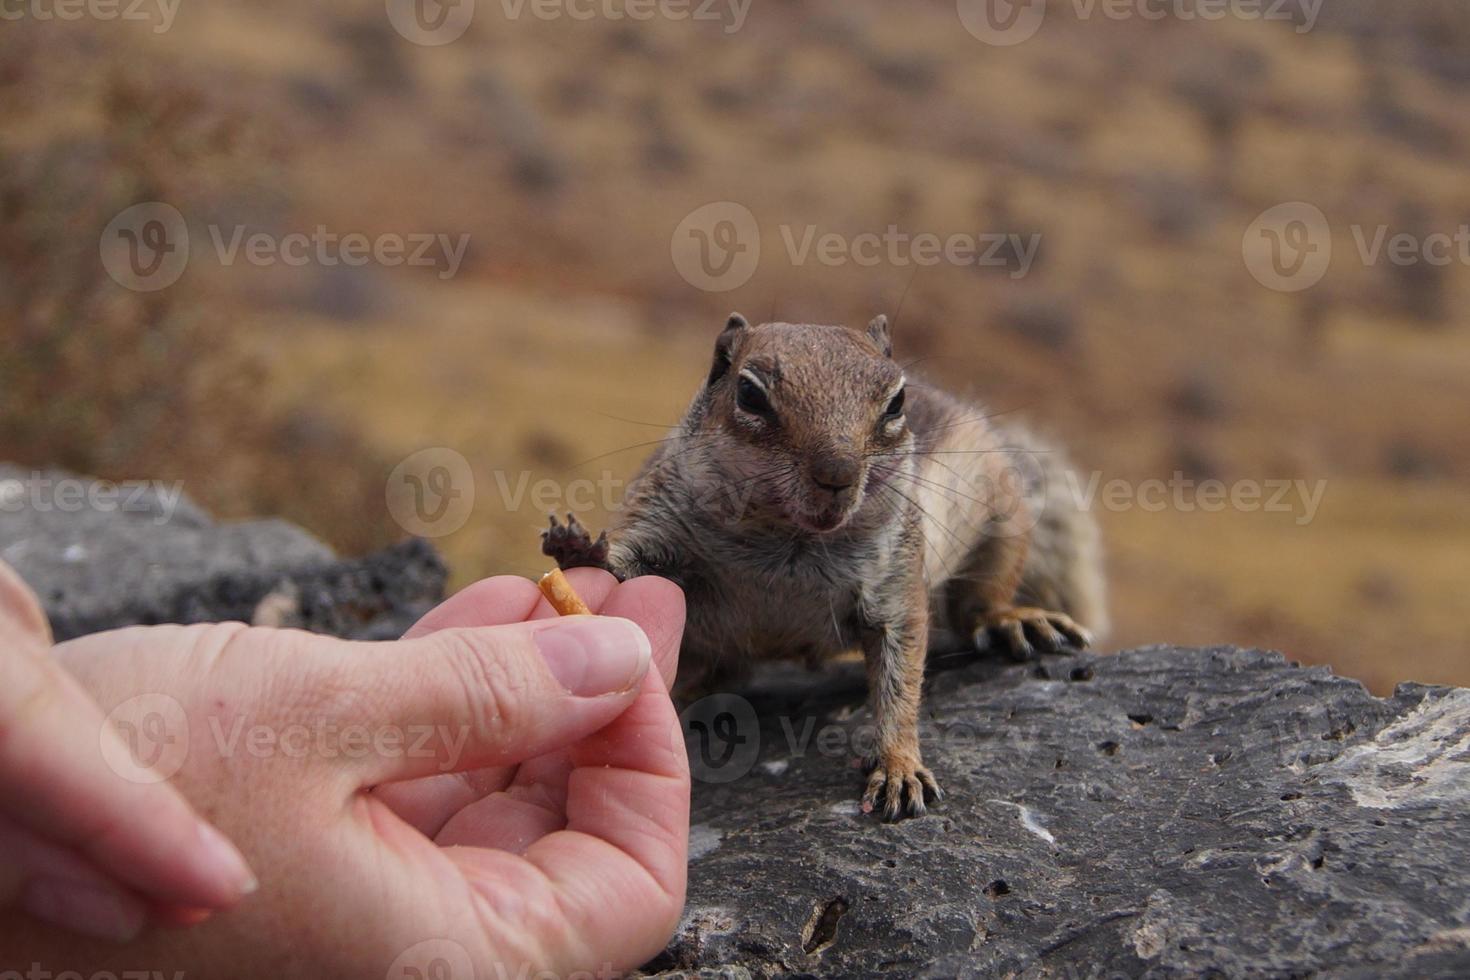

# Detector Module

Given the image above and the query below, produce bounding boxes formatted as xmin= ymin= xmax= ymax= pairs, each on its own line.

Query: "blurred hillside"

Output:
xmin=2 ymin=0 xmax=1467 ymax=693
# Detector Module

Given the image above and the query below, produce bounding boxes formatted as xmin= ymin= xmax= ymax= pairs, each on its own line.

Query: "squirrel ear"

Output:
xmin=866 ymin=314 xmax=892 ymax=357
xmin=708 ymin=315 xmax=745 ymax=386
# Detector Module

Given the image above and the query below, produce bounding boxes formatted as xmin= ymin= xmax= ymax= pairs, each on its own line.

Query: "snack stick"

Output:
xmin=538 ymin=568 xmax=593 ymax=617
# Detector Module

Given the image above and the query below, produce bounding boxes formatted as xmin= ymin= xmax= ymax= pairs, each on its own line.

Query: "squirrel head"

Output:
xmin=694 ymin=313 xmax=911 ymax=534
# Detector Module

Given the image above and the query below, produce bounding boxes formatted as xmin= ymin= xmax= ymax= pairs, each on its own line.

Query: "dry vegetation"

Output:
xmin=2 ymin=1 xmax=1466 ymax=692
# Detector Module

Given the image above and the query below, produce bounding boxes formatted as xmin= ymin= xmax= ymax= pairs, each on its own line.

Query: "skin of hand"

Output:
xmin=0 ymin=561 xmax=258 ymax=941
xmin=0 ymin=567 xmax=690 ymax=979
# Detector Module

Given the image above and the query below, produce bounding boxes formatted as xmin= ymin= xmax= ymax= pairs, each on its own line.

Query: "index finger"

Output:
xmin=407 ymin=570 xmax=683 ymax=689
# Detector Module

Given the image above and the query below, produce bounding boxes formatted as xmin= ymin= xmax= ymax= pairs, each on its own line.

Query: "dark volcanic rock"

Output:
xmin=0 ymin=465 xmax=445 ymax=640
xmin=653 ymin=648 xmax=1470 ymax=979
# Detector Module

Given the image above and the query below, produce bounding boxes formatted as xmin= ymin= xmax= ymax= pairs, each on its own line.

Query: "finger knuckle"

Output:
xmin=438 ymin=630 xmax=534 ymax=747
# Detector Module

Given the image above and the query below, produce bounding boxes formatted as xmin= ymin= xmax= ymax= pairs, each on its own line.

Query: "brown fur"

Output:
xmin=543 ymin=314 xmax=1106 ymax=819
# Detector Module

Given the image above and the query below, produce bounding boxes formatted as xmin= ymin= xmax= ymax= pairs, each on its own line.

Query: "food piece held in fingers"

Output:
xmin=538 ymin=567 xmax=593 ymax=617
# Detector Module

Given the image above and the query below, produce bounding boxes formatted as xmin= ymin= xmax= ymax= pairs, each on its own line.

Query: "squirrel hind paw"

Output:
xmin=972 ymin=607 xmax=1092 ymax=662
xmin=541 ymin=513 xmax=611 ymax=570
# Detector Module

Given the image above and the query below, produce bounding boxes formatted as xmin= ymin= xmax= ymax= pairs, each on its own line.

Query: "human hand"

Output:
xmin=0 ymin=561 xmax=258 ymax=942
xmin=1 ymin=568 xmax=689 ymax=978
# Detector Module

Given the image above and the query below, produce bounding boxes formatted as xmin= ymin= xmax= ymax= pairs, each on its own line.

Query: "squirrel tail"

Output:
xmin=1003 ymin=424 xmax=1111 ymax=641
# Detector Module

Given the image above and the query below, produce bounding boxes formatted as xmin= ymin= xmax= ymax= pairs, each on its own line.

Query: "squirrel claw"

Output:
xmin=975 ymin=607 xmax=1091 ymax=662
xmin=541 ymin=513 xmax=611 ymax=571
xmin=862 ymin=755 xmax=941 ymax=821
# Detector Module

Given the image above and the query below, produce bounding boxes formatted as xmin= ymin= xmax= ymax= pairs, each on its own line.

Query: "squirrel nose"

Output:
xmin=811 ymin=455 xmax=860 ymax=494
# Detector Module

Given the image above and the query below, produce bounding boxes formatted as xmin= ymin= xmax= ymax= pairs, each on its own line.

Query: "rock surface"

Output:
xmin=0 ymin=465 xmax=446 ymax=640
xmin=654 ymin=648 xmax=1470 ymax=979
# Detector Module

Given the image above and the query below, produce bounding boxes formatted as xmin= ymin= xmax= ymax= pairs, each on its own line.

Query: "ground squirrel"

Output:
xmin=543 ymin=314 xmax=1107 ymax=818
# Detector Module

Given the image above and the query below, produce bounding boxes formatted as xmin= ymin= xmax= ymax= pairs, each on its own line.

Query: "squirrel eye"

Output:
xmin=884 ymin=387 xmax=907 ymax=419
xmin=737 ymin=376 xmax=773 ymax=416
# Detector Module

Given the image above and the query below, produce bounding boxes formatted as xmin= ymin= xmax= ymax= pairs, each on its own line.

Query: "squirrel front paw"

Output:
xmin=541 ymin=513 xmax=611 ymax=571
xmin=862 ymin=751 xmax=942 ymax=820
xmin=973 ymin=606 xmax=1092 ymax=661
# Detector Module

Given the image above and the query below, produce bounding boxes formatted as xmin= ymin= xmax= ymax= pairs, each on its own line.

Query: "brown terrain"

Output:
xmin=2 ymin=0 xmax=1466 ymax=693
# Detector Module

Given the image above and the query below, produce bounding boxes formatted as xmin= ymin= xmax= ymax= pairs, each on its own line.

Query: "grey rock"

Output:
xmin=0 ymin=465 xmax=445 ymax=640
xmin=650 ymin=647 xmax=1470 ymax=979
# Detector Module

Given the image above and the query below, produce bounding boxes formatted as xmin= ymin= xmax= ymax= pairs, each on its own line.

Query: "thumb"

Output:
xmin=334 ymin=616 xmax=652 ymax=786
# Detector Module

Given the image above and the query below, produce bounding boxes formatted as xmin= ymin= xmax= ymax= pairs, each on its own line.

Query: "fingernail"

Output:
xmin=23 ymin=877 xmax=148 ymax=943
xmin=535 ymin=617 xmax=652 ymax=696
xmin=196 ymin=822 xmax=258 ymax=899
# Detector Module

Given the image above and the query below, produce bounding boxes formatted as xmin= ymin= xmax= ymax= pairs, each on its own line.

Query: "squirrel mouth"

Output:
xmin=793 ymin=507 xmax=851 ymax=534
